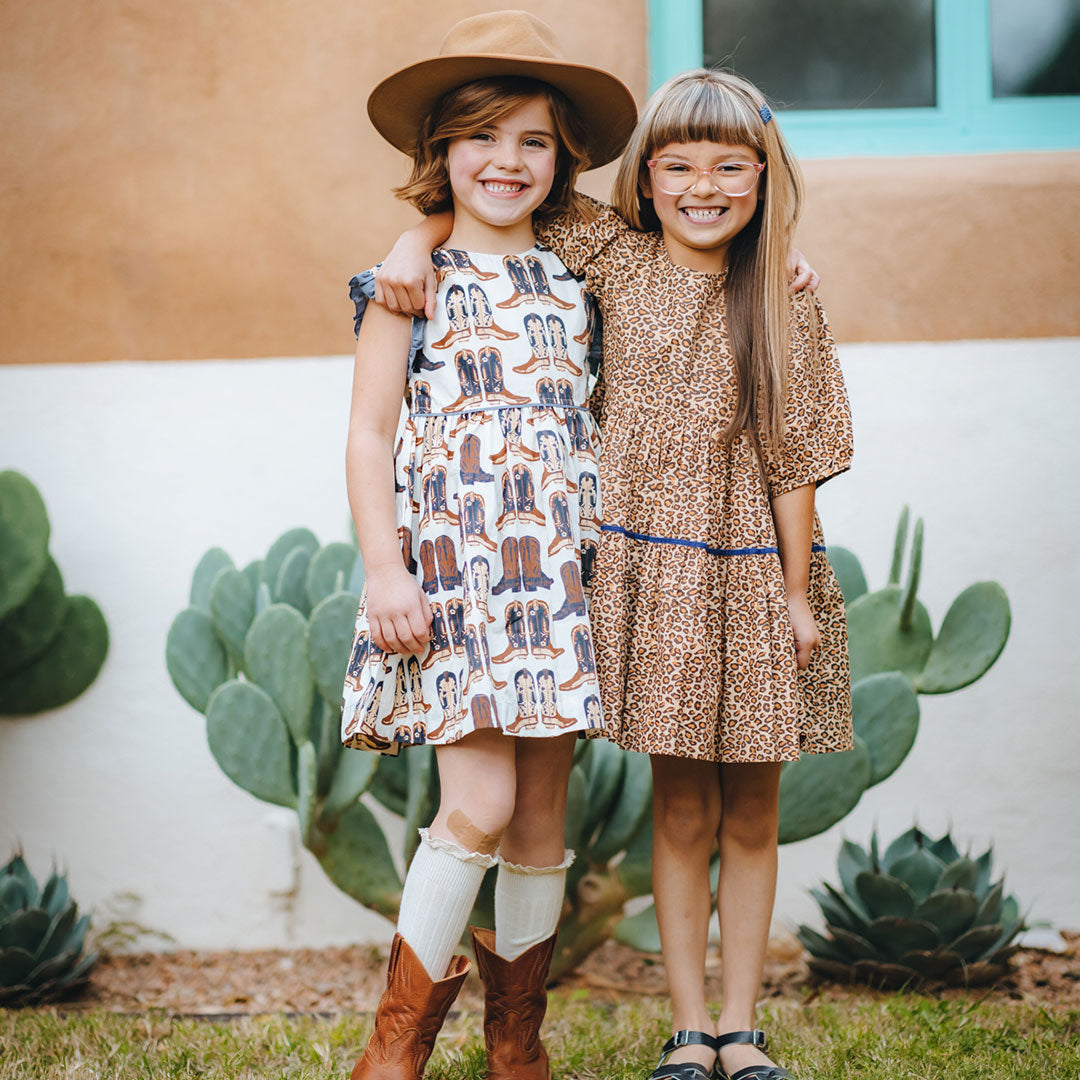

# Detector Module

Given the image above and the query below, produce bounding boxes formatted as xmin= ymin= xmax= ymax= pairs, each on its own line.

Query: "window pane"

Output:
xmin=702 ymin=0 xmax=936 ymax=110
xmin=991 ymin=0 xmax=1080 ymax=97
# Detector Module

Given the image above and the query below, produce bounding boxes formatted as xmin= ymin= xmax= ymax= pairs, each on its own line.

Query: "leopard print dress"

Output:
xmin=535 ymin=203 xmax=854 ymax=763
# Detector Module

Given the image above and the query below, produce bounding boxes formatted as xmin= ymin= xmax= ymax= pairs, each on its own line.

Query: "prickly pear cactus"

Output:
xmin=0 ymin=471 xmax=109 ymax=715
xmin=165 ymin=530 xmax=404 ymax=914
xmin=0 ymin=854 xmax=98 ymax=1005
xmin=167 ymin=527 xmax=658 ymax=978
xmin=777 ymin=507 xmax=1011 ymax=844
xmin=799 ymin=826 xmax=1026 ymax=987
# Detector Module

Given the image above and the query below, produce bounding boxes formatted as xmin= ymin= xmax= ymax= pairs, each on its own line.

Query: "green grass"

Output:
xmin=2 ymin=995 xmax=1078 ymax=1079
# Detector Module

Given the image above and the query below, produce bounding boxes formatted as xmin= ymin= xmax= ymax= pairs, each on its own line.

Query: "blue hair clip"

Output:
xmin=759 ymin=104 xmax=773 ymax=124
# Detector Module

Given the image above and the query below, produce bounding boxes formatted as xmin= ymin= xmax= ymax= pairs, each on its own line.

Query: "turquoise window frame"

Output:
xmin=648 ymin=0 xmax=1080 ymax=157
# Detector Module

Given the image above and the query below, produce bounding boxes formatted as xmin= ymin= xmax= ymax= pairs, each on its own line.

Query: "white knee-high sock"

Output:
xmin=494 ymin=850 xmax=574 ymax=961
xmin=397 ymin=829 xmax=496 ymax=980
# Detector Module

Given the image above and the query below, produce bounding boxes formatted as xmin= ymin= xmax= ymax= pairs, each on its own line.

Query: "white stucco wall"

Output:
xmin=1 ymin=337 xmax=1077 ymax=950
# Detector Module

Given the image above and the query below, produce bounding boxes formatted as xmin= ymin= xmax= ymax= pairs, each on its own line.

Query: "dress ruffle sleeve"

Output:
xmin=763 ymin=293 xmax=854 ymax=497
xmin=348 ymin=267 xmax=426 ymax=366
xmin=534 ymin=195 xmax=630 ymax=301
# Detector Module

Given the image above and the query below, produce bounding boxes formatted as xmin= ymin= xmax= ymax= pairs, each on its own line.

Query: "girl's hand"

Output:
xmin=375 ymin=232 xmax=437 ymax=319
xmin=365 ymin=566 xmax=433 ymax=655
xmin=786 ymin=592 xmax=821 ymax=670
xmin=374 ymin=212 xmax=453 ymax=317
xmin=788 ymin=247 xmax=820 ymax=293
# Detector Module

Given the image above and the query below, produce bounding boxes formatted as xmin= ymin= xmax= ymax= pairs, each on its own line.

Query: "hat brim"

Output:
xmin=367 ymin=54 xmax=638 ymax=169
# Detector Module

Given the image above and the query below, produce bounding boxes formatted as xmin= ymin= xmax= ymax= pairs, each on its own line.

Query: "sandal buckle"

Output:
xmin=671 ymin=1031 xmax=692 ymax=1048
xmin=752 ymin=1030 xmax=767 ymax=1048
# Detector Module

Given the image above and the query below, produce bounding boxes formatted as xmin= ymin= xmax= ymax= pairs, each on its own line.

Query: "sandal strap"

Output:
xmin=729 ymin=1068 xmax=792 ymax=1080
xmin=650 ymin=1064 xmax=717 ymax=1080
xmin=658 ymin=1030 xmax=721 ymax=1061
xmin=716 ymin=1030 xmax=767 ymax=1050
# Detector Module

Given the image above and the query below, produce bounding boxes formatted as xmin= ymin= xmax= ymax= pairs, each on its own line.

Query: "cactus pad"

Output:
xmin=205 ymin=680 xmax=297 ymax=808
xmin=777 ymin=736 xmax=872 ymax=844
xmin=827 ymin=545 xmax=868 ymax=604
xmin=307 ymin=592 xmax=360 ymax=705
xmin=0 ymin=471 xmax=50 ymax=620
xmin=307 ymin=543 xmax=360 ymax=608
xmin=190 ymin=548 xmax=234 ymax=614
xmin=851 ymin=672 xmax=920 ymax=785
xmin=318 ymin=800 xmax=402 ymax=919
xmin=917 ymin=582 xmax=1011 ymax=694
xmin=0 ymin=557 xmax=65 ymax=677
xmin=846 ymin=585 xmax=933 ymax=683
xmin=166 ymin=607 xmax=228 ymax=713
xmin=0 ymin=596 xmax=109 ymax=716
xmin=208 ymin=567 xmax=255 ymax=665
xmin=244 ymin=604 xmax=314 ymax=744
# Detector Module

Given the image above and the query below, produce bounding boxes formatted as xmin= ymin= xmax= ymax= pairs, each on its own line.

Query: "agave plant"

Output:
xmin=0 ymin=855 xmax=98 ymax=1005
xmin=798 ymin=827 xmax=1025 ymax=988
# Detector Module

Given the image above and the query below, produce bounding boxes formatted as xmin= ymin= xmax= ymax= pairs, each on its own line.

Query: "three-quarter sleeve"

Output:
xmin=348 ymin=267 xmax=426 ymax=366
xmin=534 ymin=195 xmax=629 ymax=300
xmin=763 ymin=292 xmax=854 ymax=497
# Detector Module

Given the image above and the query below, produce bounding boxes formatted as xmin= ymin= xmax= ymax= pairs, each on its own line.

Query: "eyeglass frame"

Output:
xmin=644 ymin=156 xmax=766 ymax=197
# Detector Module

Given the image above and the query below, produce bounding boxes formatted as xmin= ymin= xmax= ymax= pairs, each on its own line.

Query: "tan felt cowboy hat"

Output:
xmin=367 ymin=9 xmax=638 ymax=168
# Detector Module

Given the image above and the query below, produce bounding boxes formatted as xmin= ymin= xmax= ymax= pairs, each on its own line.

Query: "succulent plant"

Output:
xmin=798 ymin=826 xmax=1025 ymax=987
xmin=776 ymin=507 xmax=1010 ymax=843
xmin=0 ymin=854 xmax=98 ymax=1005
xmin=0 ymin=471 xmax=109 ymax=715
xmin=167 ymin=528 xmax=658 ymax=979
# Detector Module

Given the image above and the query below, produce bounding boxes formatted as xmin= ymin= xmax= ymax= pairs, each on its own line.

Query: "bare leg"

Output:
xmin=651 ymin=754 xmax=723 ymax=1072
xmin=428 ymin=728 xmax=518 ymax=845
xmin=500 ymin=732 xmax=578 ymax=866
xmin=714 ymin=762 xmax=783 ymax=1077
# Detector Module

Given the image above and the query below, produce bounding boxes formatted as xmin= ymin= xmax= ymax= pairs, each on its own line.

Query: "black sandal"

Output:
xmin=715 ymin=1030 xmax=793 ymax=1080
xmin=648 ymin=1030 xmax=720 ymax=1080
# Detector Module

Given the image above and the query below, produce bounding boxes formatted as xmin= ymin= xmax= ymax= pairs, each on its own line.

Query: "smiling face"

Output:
xmin=446 ymin=96 xmax=558 ymax=254
xmin=641 ymin=140 xmax=763 ymax=273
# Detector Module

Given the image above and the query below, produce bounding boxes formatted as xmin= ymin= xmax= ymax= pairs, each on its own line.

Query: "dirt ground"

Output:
xmin=70 ymin=931 xmax=1080 ymax=1017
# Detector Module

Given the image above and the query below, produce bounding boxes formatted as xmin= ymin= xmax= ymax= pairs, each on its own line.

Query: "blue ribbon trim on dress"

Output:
xmin=410 ymin=402 xmax=591 ymax=417
xmin=600 ymin=522 xmax=827 ymax=557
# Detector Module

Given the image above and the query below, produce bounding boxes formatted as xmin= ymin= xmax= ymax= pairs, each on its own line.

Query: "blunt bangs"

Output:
xmin=645 ymin=77 xmax=764 ymax=160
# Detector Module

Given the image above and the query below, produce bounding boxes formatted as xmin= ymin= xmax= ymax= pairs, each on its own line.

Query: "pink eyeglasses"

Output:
xmin=646 ymin=157 xmax=765 ymax=197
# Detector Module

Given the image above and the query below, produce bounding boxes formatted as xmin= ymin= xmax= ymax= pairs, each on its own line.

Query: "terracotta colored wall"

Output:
xmin=801 ymin=153 xmax=1080 ymax=342
xmin=1 ymin=2 xmax=1077 ymax=363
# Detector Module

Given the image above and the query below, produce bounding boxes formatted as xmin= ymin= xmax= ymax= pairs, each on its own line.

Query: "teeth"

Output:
xmin=483 ymin=181 xmax=524 ymax=193
xmin=682 ymin=207 xmax=724 ymax=221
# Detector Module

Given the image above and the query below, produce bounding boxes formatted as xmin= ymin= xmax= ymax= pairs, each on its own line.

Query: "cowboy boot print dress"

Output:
xmin=342 ymin=245 xmax=604 ymax=755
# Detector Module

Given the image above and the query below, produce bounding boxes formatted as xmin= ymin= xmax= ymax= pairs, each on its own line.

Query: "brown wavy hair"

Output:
xmin=396 ymin=76 xmax=590 ymax=220
xmin=611 ymin=69 xmax=805 ymax=451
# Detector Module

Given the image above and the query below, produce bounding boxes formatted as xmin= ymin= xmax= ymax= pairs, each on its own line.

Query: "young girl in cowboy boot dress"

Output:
xmin=378 ymin=69 xmax=851 ymax=1080
xmin=340 ymin=12 xmax=637 ymax=1080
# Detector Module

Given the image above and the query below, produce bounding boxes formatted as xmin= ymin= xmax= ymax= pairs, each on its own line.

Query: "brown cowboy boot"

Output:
xmin=470 ymin=927 xmax=556 ymax=1080
xmin=351 ymin=933 xmax=470 ymax=1080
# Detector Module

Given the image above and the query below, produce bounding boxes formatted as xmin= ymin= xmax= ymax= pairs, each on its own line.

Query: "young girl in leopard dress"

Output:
xmin=378 ymin=68 xmax=852 ymax=1080
xmin=340 ymin=12 xmax=638 ymax=1080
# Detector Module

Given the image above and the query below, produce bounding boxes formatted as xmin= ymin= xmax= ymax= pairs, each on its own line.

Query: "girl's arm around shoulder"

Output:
xmin=763 ymin=291 xmax=854 ymax=498
xmin=374 ymin=211 xmax=454 ymax=319
xmin=346 ymin=304 xmax=432 ymax=655
xmin=533 ymin=193 xmax=631 ymax=297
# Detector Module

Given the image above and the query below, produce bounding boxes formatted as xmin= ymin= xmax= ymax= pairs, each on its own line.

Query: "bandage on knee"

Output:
xmin=447 ymin=809 xmax=501 ymax=855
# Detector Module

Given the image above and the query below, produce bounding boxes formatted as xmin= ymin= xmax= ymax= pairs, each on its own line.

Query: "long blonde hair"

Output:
xmin=611 ymin=69 xmax=804 ymax=449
